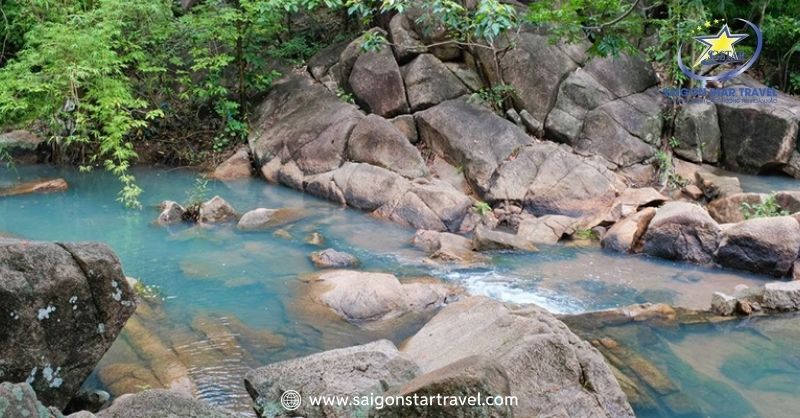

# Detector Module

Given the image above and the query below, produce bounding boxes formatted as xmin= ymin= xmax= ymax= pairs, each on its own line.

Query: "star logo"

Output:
xmin=692 ymin=24 xmax=748 ymax=68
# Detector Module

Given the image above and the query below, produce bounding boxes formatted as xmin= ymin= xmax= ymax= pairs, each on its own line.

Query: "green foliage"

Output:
xmin=668 ymin=136 xmax=681 ymax=149
xmin=574 ymin=227 xmax=598 ymax=240
xmin=335 ymin=88 xmax=355 ymax=104
xmin=470 ymin=84 xmax=517 ymax=111
xmin=473 ymin=201 xmax=492 ymax=217
xmin=741 ymin=193 xmax=789 ymax=220
xmin=359 ymin=31 xmax=387 ymax=52
xmin=654 ymin=150 xmax=686 ymax=188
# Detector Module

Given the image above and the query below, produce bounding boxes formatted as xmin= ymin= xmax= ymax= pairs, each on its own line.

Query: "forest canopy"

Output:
xmin=1 ymin=0 xmax=798 ymax=207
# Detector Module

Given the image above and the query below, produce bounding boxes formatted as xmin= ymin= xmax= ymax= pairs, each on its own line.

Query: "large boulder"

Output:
xmin=412 ymin=229 xmax=480 ymax=263
xmin=695 ymin=171 xmax=743 ymax=200
xmin=349 ymin=47 xmax=409 ymax=117
xmin=0 ymin=382 xmax=62 ymax=418
xmin=487 ymin=142 xmax=625 ymax=217
xmin=717 ymin=80 xmax=800 ymax=175
xmin=244 ymin=340 xmax=420 ymax=418
xmin=672 ymin=103 xmax=721 ymax=163
xmin=0 ymin=239 xmax=137 ymax=409
xmin=0 ymin=130 xmax=46 ymax=164
xmin=516 ymin=215 xmax=580 ymax=245
xmin=762 ymin=281 xmax=800 ymax=311
xmin=402 ymin=54 xmax=468 ymax=112
xmin=156 ymin=201 xmax=185 ymax=226
xmin=309 ymin=248 xmax=359 ymax=269
xmin=642 ymin=202 xmax=721 ymax=264
xmin=402 ymin=297 xmax=635 ymax=418
xmin=347 ymin=115 xmax=427 ymax=178
xmin=248 ymin=74 xmax=363 ymax=176
xmin=375 ymin=356 xmax=513 ymax=418
xmin=198 ymin=196 xmax=237 ymax=223
xmin=715 ymin=216 xmax=800 ymax=277
xmin=388 ymin=13 xmax=427 ymax=64
xmin=415 ymin=99 xmax=531 ymax=195
xmin=472 ymin=226 xmax=538 ymax=252
xmin=298 ymin=270 xmax=458 ymax=323
xmin=210 ymin=147 xmax=252 ymax=180
xmin=706 ymin=193 xmax=765 ymax=224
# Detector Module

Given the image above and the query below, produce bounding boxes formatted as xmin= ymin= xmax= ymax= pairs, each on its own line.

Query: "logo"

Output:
xmin=280 ymin=390 xmax=302 ymax=411
xmin=677 ymin=18 xmax=762 ymax=82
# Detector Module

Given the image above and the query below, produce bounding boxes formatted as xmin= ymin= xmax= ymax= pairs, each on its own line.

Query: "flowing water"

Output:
xmin=1 ymin=165 xmax=799 ymax=417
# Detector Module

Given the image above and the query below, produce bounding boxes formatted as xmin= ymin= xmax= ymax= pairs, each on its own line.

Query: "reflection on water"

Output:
xmin=572 ymin=313 xmax=800 ymax=418
xmin=0 ymin=165 xmax=791 ymax=415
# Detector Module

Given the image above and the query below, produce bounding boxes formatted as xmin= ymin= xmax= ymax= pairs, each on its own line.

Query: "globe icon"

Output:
xmin=281 ymin=390 xmax=302 ymax=411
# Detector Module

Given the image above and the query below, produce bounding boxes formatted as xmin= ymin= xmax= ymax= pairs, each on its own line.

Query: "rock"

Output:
xmin=473 ymin=226 xmax=538 ymax=252
xmin=389 ymin=114 xmax=418 ymax=144
xmin=402 ymin=297 xmax=635 ymax=418
xmin=299 ymin=270 xmax=458 ymax=323
xmin=695 ymin=171 xmax=743 ymax=200
xmin=198 ymin=196 xmax=237 ymax=223
xmin=376 ymin=356 xmax=513 ymax=418
xmin=309 ymin=248 xmax=359 ymax=269
xmin=602 ymin=207 xmax=656 ymax=253
xmin=0 ymin=130 xmax=46 ymax=163
xmin=0 ymin=382 xmax=64 ymax=418
xmin=717 ymin=81 xmax=800 ymax=174
xmin=775 ymin=191 xmax=800 ymax=213
xmin=715 ymin=216 xmax=800 ymax=277
xmin=307 ymin=40 xmax=349 ymax=81
xmin=237 ymin=207 xmax=308 ymax=230
xmin=706 ymin=193 xmax=764 ymax=224
xmin=763 ymin=281 xmax=800 ymax=311
xmin=415 ymin=99 xmax=530 ymax=194
xmin=487 ymin=142 xmax=624 ymax=217
xmin=402 ymin=54 xmax=468 ymax=112
xmin=672 ymin=103 xmax=721 ymax=163
xmin=95 ymin=390 xmax=236 ymax=418
xmin=642 ymin=202 xmax=720 ymax=264
xmin=0 ymin=178 xmax=68 ymax=197
xmin=388 ymin=13 xmax=427 ymax=64
xmin=64 ymin=389 xmax=110 ymax=414
xmin=602 ymin=187 xmax=668 ymax=224
xmin=516 ymin=215 xmax=580 ymax=245
xmin=248 ymin=74 xmax=363 ymax=176
xmin=710 ymin=292 xmax=737 ymax=316
xmin=0 ymin=239 xmax=137 ymax=409
xmin=682 ymin=185 xmax=704 ymax=200
xmin=429 ymin=156 xmax=471 ymax=195
xmin=412 ymin=229 xmax=478 ymax=263
xmin=347 ymin=115 xmax=427 ymax=178
xmin=305 ymin=232 xmax=325 ymax=246
xmin=444 ymin=62 xmax=483 ymax=91
xmin=349 ymin=47 xmax=409 ymax=117
xmin=245 ymin=340 xmax=420 ymax=418
xmin=156 ymin=201 xmax=185 ymax=225
xmin=211 ymin=147 xmax=252 ymax=180
xmin=519 ymin=109 xmax=544 ymax=137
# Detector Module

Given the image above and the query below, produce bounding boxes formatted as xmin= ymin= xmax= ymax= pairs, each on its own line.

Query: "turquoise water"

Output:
xmin=0 ymin=165 xmax=792 ymax=416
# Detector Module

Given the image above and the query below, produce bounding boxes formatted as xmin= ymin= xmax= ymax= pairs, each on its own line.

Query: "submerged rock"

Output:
xmin=0 ymin=239 xmax=137 ymax=409
xmin=401 ymin=297 xmax=634 ymax=418
xmin=0 ymin=178 xmax=68 ymax=197
xmin=245 ymin=340 xmax=420 ymax=418
xmin=309 ymin=248 xmax=359 ymax=269
xmin=198 ymin=196 xmax=237 ymax=224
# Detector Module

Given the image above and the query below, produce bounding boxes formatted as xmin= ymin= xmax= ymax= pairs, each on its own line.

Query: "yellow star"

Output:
xmin=714 ymin=19 xmax=721 ymax=24
xmin=692 ymin=24 xmax=749 ymax=68
xmin=697 ymin=26 xmax=703 ymax=31
xmin=704 ymin=21 xmax=711 ymax=27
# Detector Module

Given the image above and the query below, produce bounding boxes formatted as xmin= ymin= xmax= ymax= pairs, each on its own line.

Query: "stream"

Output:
xmin=2 ymin=165 xmax=799 ymax=417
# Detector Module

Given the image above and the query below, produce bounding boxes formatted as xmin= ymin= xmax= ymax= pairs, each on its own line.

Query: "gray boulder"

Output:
xmin=237 ymin=208 xmax=308 ymax=231
xmin=244 ymin=340 xmax=420 ymax=418
xmin=715 ymin=216 xmax=800 ymax=277
xmin=642 ymin=202 xmax=720 ymax=264
xmin=402 ymin=297 xmax=635 ymax=418
xmin=388 ymin=13 xmax=427 ymax=64
xmin=95 ymin=390 xmax=236 ymax=418
xmin=673 ymin=103 xmax=721 ymax=163
xmin=402 ymin=54 xmax=468 ymax=112
xmin=473 ymin=226 xmax=538 ymax=252
xmin=347 ymin=115 xmax=427 ymax=178
xmin=695 ymin=171 xmax=743 ymax=200
xmin=389 ymin=114 xmax=418 ymax=144
xmin=516 ymin=215 xmax=580 ymax=245
xmin=349 ymin=47 xmax=409 ymax=117
xmin=211 ymin=147 xmax=252 ymax=180
xmin=707 ymin=193 xmax=765 ymax=224
xmin=0 ymin=239 xmax=137 ymax=409
xmin=0 ymin=130 xmax=46 ymax=164
xmin=198 ymin=196 xmax=237 ymax=224
xmin=412 ymin=229 xmax=478 ymax=263
xmin=309 ymin=248 xmax=359 ymax=269
xmin=307 ymin=40 xmax=349 ymax=81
